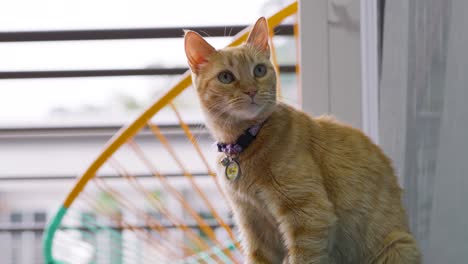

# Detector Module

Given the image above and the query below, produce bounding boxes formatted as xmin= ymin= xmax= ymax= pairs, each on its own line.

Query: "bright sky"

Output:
xmin=0 ymin=0 xmax=295 ymax=127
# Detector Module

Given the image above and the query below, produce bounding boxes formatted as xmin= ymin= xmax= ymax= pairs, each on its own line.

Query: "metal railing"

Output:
xmin=0 ymin=25 xmax=293 ymax=42
xmin=0 ymin=25 xmax=295 ymax=80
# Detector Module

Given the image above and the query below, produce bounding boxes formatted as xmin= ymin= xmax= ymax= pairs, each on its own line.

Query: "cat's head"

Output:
xmin=184 ymin=17 xmax=277 ymax=125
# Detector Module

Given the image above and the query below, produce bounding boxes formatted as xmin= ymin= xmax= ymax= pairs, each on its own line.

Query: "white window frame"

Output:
xmin=360 ymin=0 xmax=380 ymax=143
xmin=298 ymin=0 xmax=380 ymax=144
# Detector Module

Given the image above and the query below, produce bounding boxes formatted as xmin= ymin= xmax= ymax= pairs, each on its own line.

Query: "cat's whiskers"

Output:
xmin=205 ymin=101 xmax=233 ymax=122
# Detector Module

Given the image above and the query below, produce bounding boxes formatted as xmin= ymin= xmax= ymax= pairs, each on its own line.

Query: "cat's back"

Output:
xmin=313 ymin=115 xmax=394 ymax=174
xmin=274 ymin=103 xmax=394 ymax=172
xmin=310 ymin=114 xmax=401 ymax=201
xmin=300 ymin=109 xmax=404 ymax=216
xmin=311 ymin=112 xmax=410 ymax=262
xmin=261 ymin=103 xmax=403 ymax=213
xmin=276 ymin=103 xmax=410 ymax=261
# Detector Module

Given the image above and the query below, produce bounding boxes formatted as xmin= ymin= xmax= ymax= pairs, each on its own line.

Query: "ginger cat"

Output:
xmin=184 ymin=17 xmax=421 ymax=264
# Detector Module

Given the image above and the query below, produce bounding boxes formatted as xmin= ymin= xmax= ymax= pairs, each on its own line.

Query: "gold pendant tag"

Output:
xmin=222 ymin=157 xmax=241 ymax=181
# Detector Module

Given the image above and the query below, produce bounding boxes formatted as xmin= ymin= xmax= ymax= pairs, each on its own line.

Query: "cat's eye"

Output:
xmin=218 ymin=71 xmax=235 ymax=84
xmin=253 ymin=64 xmax=267 ymax=77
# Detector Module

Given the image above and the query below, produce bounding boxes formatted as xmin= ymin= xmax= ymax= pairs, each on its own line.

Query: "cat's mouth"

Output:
xmin=248 ymin=96 xmax=262 ymax=106
xmin=247 ymin=98 xmax=262 ymax=108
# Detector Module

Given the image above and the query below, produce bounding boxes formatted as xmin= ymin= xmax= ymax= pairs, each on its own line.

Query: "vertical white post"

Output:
xmin=360 ymin=0 xmax=380 ymax=143
xmin=298 ymin=0 xmax=330 ymax=116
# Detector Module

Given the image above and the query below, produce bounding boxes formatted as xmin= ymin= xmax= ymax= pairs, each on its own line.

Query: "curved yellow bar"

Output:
xmin=45 ymin=2 xmax=298 ymax=263
xmin=64 ymin=73 xmax=192 ymax=207
xmin=64 ymin=1 xmax=297 ymax=207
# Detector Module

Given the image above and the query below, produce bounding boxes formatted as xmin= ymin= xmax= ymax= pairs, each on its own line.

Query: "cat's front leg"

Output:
xmin=278 ymin=202 xmax=336 ymax=264
xmin=262 ymin=181 xmax=337 ymax=264
xmin=230 ymin=195 xmax=285 ymax=264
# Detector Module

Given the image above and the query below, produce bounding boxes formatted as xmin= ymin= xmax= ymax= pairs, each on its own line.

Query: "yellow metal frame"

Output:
xmin=44 ymin=2 xmax=298 ymax=263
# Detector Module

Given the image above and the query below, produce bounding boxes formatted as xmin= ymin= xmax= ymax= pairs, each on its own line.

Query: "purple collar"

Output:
xmin=217 ymin=121 xmax=265 ymax=156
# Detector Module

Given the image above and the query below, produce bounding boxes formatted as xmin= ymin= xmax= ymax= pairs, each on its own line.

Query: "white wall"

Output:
xmin=299 ymin=0 xmax=362 ymax=128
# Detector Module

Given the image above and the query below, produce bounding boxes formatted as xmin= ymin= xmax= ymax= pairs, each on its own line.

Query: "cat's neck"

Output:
xmin=205 ymin=116 xmax=257 ymax=143
xmin=204 ymin=110 xmax=270 ymax=144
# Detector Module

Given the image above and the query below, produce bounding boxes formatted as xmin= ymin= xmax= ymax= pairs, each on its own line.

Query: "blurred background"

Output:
xmin=1 ymin=0 xmax=467 ymax=263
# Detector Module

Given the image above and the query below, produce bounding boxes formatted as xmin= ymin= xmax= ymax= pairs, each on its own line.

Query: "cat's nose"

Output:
xmin=244 ymin=90 xmax=257 ymax=99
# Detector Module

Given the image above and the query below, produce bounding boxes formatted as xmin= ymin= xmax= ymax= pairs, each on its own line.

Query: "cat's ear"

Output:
xmin=184 ymin=30 xmax=216 ymax=74
xmin=246 ymin=17 xmax=270 ymax=57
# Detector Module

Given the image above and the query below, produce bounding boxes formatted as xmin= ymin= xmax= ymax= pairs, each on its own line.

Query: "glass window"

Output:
xmin=1 ymin=0 xmax=298 ymax=128
xmin=33 ymin=212 xmax=47 ymax=223
xmin=1 ymin=0 xmax=291 ymax=31
xmin=10 ymin=212 xmax=22 ymax=223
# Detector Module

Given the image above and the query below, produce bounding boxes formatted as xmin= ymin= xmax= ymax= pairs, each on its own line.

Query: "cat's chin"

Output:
xmin=233 ymin=103 xmax=273 ymax=121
